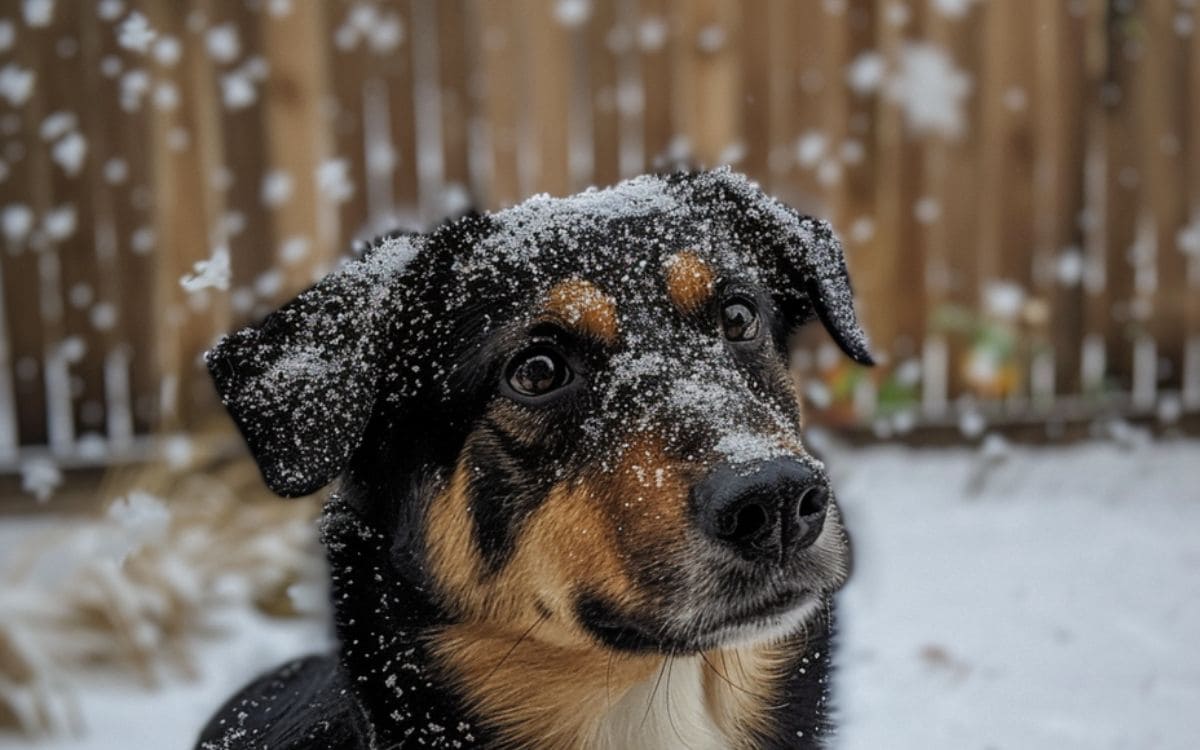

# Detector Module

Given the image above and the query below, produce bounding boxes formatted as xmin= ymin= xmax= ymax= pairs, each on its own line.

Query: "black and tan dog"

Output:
xmin=196 ymin=168 xmax=873 ymax=750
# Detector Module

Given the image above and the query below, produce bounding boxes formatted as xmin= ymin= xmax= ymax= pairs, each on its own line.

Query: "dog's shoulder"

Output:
xmin=194 ymin=654 xmax=371 ymax=750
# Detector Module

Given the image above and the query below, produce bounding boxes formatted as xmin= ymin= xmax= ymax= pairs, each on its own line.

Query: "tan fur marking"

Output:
xmin=704 ymin=640 xmax=797 ymax=748
xmin=544 ymin=278 xmax=619 ymax=345
xmin=664 ymin=250 xmax=716 ymax=314
xmin=424 ymin=433 xmax=803 ymax=747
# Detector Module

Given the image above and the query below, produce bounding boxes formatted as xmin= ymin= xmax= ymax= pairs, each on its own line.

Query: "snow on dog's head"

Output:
xmin=207 ymin=168 xmax=871 ymax=657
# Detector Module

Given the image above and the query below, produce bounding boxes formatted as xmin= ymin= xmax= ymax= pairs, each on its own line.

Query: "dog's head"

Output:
xmin=208 ymin=169 xmax=871 ymax=656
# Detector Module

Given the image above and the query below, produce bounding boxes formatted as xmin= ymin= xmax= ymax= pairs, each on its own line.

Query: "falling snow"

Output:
xmin=316 ymin=159 xmax=355 ymax=203
xmin=886 ymin=44 xmax=971 ymax=138
xmin=23 ymin=0 xmax=55 ymax=28
xmin=117 ymin=12 xmax=157 ymax=54
xmin=0 ymin=64 xmax=36 ymax=107
xmin=20 ymin=456 xmax=62 ymax=502
xmin=180 ymin=245 xmax=232 ymax=292
xmin=554 ymin=0 xmax=592 ymax=28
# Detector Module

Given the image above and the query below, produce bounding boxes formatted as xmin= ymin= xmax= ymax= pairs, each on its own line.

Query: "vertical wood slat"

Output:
xmin=637 ymin=0 xmax=676 ymax=168
xmin=1186 ymin=1 xmax=1200 ymax=408
xmin=859 ymin=0 xmax=924 ymax=370
xmin=1099 ymin=3 xmax=1142 ymax=393
xmin=259 ymin=0 xmax=334 ymax=293
xmin=671 ymin=0 xmax=740 ymax=167
xmin=587 ymin=0 xmax=622 ymax=190
xmin=1080 ymin=0 xmax=1112 ymax=396
xmin=523 ymin=0 xmax=572 ymax=197
xmin=379 ymin=0 xmax=420 ymax=222
xmin=1033 ymin=2 xmax=1088 ymax=399
xmin=476 ymin=0 xmax=522 ymax=207
xmin=1137 ymin=0 xmax=1190 ymax=396
xmin=435 ymin=0 xmax=475 ymax=198
xmin=0 ymin=6 xmax=54 ymax=449
xmin=922 ymin=1 xmax=984 ymax=409
xmin=323 ymin=2 xmax=372 ymax=251
xmin=144 ymin=0 xmax=230 ymax=428
xmin=38 ymin=4 xmax=108 ymax=447
xmin=87 ymin=3 xmax=161 ymax=437
xmin=210 ymin=2 xmax=274 ymax=328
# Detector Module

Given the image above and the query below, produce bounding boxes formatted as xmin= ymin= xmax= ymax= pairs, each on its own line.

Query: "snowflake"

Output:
xmin=2 ymin=203 xmax=34 ymax=242
xmin=885 ymin=43 xmax=971 ymax=138
xmin=21 ymin=457 xmax=62 ymax=503
xmin=23 ymin=0 xmax=55 ymax=28
xmin=117 ymin=11 xmax=156 ymax=53
xmin=180 ymin=245 xmax=232 ymax=292
xmin=0 ymin=64 xmax=36 ymax=107
xmin=51 ymin=132 xmax=87 ymax=177
xmin=316 ymin=159 xmax=355 ymax=203
xmin=555 ymin=0 xmax=591 ymax=28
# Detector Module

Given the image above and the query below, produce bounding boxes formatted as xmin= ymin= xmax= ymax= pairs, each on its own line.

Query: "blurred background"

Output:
xmin=0 ymin=1 xmax=1197 ymax=748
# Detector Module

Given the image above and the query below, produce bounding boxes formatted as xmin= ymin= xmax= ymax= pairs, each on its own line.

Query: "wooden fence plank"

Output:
xmin=435 ymin=0 xmax=475 ymax=198
xmin=923 ymin=1 xmax=985 ymax=410
xmin=524 ymin=0 xmax=572 ymax=197
xmin=672 ymin=0 xmax=740 ymax=167
xmin=1033 ymin=2 xmax=1088 ymax=399
xmin=0 ymin=9 xmax=54 ymax=449
xmin=144 ymin=0 xmax=230 ymax=428
xmin=1136 ymin=0 xmax=1190 ymax=396
xmin=1099 ymin=3 xmax=1143 ymax=395
xmin=476 ymin=0 xmax=522 ymax=208
xmin=323 ymin=2 xmax=372 ymax=248
xmin=259 ymin=0 xmax=334 ymax=294
xmin=637 ymin=0 xmax=676 ymax=168
xmin=378 ymin=0 xmax=420 ymax=221
xmin=588 ymin=0 xmax=622 ymax=189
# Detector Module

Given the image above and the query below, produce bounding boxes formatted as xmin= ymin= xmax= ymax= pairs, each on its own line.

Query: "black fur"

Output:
xmin=197 ymin=169 xmax=870 ymax=749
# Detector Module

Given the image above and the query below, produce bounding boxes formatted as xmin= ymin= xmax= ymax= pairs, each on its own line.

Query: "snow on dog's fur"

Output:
xmin=196 ymin=169 xmax=873 ymax=749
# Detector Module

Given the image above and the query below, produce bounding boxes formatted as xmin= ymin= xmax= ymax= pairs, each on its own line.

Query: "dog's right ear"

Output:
xmin=205 ymin=240 xmax=418 ymax=497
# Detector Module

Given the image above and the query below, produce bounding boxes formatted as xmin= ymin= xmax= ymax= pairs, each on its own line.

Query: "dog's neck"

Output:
xmin=322 ymin=492 xmax=835 ymax=749
xmin=429 ymin=622 xmax=799 ymax=750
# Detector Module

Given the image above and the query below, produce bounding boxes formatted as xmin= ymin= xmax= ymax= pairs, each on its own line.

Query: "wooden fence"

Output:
xmin=0 ymin=0 xmax=1198 ymax=469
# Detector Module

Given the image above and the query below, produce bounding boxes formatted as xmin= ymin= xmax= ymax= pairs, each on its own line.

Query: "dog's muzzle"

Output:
xmin=691 ymin=457 xmax=830 ymax=565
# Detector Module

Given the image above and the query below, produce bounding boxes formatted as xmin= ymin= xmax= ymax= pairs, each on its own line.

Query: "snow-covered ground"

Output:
xmin=2 ymin=438 xmax=1197 ymax=749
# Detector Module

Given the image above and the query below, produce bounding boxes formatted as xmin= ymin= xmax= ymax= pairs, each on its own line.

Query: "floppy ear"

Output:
xmin=205 ymin=239 xmax=419 ymax=497
xmin=782 ymin=215 xmax=875 ymax=366
xmin=683 ymin=168 xmax=874 ymax=366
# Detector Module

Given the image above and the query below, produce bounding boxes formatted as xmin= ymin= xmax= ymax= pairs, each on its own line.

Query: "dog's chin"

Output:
xmin=577 ymin=590 xmax=825 ymax=655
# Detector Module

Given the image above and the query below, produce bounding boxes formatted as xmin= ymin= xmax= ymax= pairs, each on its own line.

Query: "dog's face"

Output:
xmin=208 ymin=169 xmax=872 ymax=657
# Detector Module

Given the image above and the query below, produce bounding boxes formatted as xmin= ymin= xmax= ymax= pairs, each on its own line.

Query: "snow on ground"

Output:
xmin=830 ymin=438 xmax=1200 ymax=750
xmin=1 ymin=439 xmax=1197 ymax=749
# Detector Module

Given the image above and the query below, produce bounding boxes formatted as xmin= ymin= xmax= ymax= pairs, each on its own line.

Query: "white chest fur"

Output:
xmin=588 ymin=656 xmax=730 ymax=750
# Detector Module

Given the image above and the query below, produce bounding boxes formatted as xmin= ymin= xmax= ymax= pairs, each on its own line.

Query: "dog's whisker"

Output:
xmin=480 ymin=611 xmax=550 ymax=688
xmin=640 ymin=654 xmax=670 ymax=730
xmin=700 ymin=650 xmax=772 ymax=702
xmin=664 ymin=652 xmax=691 ymax=748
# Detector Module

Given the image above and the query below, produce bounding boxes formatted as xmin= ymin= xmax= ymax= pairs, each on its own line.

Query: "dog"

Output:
xmin=195 ymin=168 xmax=873 ymax=750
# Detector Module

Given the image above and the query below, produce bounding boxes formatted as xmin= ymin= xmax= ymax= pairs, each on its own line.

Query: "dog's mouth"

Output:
xmin=576 ymin=588 xmax=819 ymax=654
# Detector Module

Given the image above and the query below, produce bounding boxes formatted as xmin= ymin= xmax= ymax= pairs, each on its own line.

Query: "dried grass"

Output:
xmin=0 ymin=427 xmax=325 ymax=737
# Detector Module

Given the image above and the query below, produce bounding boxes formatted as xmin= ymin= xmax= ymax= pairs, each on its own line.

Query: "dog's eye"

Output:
xmin=506 ymin=347 xmax=572 ymax=398
xmin=721 ymin=297 xmax=761 ymax=341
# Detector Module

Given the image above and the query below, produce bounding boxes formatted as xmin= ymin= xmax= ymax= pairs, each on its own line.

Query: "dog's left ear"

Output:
xmin=684 ymin=169 xmax=874 ymax=366
xmin=205 ymin=240 xmax=418 ymax=497
xmin=777 ymin=215 xmax=875 ymax=366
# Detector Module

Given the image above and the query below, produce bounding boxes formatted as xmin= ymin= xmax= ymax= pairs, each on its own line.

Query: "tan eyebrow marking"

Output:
xmin=543 ymin=278 xmax=619 ymax=345
xmin=663 ymin=250 xmax=715 ymax=314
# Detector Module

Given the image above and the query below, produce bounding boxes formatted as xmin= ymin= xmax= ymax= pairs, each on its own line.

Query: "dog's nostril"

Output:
xmin=718 ymin=501 xmax=770 ymax=544
xmin=797 ymin=485 xmax=829 ymax=519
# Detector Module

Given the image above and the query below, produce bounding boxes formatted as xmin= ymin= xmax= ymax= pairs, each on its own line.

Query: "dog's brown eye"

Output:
xmin=506 ymin=347 xmax=572 ymax=397
xmin=721 ymin=298 xmax=760 ymax=341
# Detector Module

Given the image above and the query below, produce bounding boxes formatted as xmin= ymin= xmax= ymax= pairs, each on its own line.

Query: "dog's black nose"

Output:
xmin=692 ymin=458 xmax=829 ymax=563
